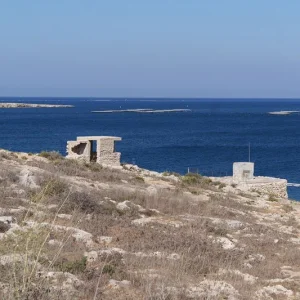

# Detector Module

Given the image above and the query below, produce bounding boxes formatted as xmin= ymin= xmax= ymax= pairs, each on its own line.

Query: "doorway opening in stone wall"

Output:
xmin=91 ymin=140 xmax=97 ymax=162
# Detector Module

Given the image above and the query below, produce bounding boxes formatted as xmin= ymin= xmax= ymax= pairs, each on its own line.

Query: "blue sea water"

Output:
xmin=1 ymin=97 xmax=300 ymax=200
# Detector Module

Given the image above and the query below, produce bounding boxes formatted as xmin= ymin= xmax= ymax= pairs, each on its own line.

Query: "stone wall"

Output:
xmin=211 ymin=175 xmax=288 ymax=200
xmin=66 ymin=140 xmax=91 ymax=162
xmin=97 ymin=138 xmax=121 ymax=166
xmin=248 ymin=179 xmax=288 ymax=199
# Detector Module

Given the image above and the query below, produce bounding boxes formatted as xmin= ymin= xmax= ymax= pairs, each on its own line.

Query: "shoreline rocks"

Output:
xmin=0 ymin=103 xmax=73 ymax=108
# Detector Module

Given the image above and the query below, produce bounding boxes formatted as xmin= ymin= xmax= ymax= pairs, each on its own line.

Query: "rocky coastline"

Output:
xmin=0 ymin=102 xmax=73 ymax=108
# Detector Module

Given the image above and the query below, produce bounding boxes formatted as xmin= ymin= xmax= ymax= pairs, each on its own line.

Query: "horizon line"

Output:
xmin=1 ymin=96 xmax=300 ymax=100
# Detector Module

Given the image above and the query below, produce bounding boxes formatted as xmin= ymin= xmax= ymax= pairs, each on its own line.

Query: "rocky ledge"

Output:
xmin=92 ymin=108 xmax=191 ymax=113
xmin=0 ymin=102 xmax=73 ymax=108
xmin=268 ymin=111 xmax=300 ymax=115
xmin=0 ymin=149 xmax=300 ymax=299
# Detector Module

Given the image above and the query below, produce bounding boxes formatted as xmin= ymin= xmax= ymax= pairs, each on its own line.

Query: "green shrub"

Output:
xmin=39 ymin=151 xmax=63 ymax=161
xmin=102 ymin=264 xmax=115 ymax=276
xmin=203 ymin=178 xmax=213 ymax=184
xmin=57 ymin=256 xmax=87 ymax=274
xmin=182 ymin=173 xmax=203 ymax=185
xmin=0 ymin=152 xmax=12 ymax=160
xmin=86 ymin=163 xmax=102 ymax=172
xmin=135 ymin=176 xmax=145 ymax=183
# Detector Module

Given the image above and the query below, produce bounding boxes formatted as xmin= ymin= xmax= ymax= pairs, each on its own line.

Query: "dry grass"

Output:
xmin=0 ymin=152 xmax=300 ymax=299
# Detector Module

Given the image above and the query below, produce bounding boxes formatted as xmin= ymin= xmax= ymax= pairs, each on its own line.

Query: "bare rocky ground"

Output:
xmin=1 ymin=149 xmax=300 ymax=299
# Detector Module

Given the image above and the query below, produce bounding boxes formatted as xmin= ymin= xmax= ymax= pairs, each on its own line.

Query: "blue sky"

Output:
xmin=0 ymin=1 xmax=300 ymax=98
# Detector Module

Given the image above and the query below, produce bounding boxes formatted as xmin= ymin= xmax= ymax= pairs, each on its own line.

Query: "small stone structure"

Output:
xmin=232 ymin=162 xmax=287 ymax=198
xmin=233 ymin=162 xmax=254 ymax=182
xmin=66 ymin=136 xmax=121 ymax=166
xmin=211 ymin=162 xmax=288 ymax=199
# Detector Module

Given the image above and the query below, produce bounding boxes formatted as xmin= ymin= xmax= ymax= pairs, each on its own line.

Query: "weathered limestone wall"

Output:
xmin=233 ymin=162 xmax=254 ymax=182
xmin=66 ymin=140 xmax=91 ymax=162
xmin=97 ymin=138 xmax=121 ymax=166
xmin=248 ymin=179 xmax=288 ymax=199
xmin=210 ymin=175 xmax=288 ymax=200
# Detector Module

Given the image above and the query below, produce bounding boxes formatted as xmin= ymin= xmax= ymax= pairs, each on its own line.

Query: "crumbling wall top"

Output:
xmin=77 ymin=136 xmax=121 ymax=141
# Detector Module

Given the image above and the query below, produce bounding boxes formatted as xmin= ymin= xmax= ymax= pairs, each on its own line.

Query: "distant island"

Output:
xmin=0 ymin=103 xmax=73 ymax=108
xmin=268 ymin=111 xmax=300 ymax=115
xmin=92 ymin=108 xmax=191 ymax=113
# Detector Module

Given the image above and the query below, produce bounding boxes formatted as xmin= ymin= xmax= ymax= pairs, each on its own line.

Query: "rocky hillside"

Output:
xmin=1 ymin=149 xmax=300 ymax=299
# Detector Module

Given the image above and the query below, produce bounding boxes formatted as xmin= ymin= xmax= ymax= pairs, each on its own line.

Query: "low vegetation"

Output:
xmin=39 ymin=151 xmax=64 ymax=161
xmin=0 ymin=149 xmax=299 ymax=299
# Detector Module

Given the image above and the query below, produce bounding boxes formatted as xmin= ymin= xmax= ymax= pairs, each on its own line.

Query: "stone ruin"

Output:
xmin=66 ymin=136 xmax=122 ymax=166
xmin=232 ymin=162 xmax=287 ymax=199
xmin=211 ymin=162 xmax=288 ymax=199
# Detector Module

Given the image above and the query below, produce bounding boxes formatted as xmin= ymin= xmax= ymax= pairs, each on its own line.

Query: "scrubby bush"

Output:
xmin=85 ymin=162 xmax=102 ymax=172
xmin=0 ymin=152 xmax=11 ymax=160
xmin=182 ymin=173 xmax=213 ymax=187
xmin=39 ymin=151 xmax=63 ymax=161
xmin=182 ymin=173 xmax=203 ymax=184
xmin=56 ymin=256 xmax=87 ymax=274
xmin=135 ymin=176 xmax=145 ymax=183
xmin=102 ymin=264 xmax=115 ymax=276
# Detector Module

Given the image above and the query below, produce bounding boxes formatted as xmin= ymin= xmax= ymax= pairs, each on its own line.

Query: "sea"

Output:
xmin=1 ymin=97 xmax=300 ymax=200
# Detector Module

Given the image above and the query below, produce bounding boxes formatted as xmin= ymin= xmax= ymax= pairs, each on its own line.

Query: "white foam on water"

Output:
xmin=287 ymin=183 xmax=300 ymax=187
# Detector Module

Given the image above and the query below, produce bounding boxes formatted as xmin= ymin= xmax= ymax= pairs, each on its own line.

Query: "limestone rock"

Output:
xmin=186 ymin=280 xmax=240 ymax=299
xmin=254 ymin=285 xmax=293 ymax=299
xmin=107 ymin=279 xmax=131 ymax=289
xmin=38 ymin=271 xmax=83 ymax=292
xmin=0 ymin=216 xmax=16 ymax=225
xmin=18 ymin=167 xmax=39 ymax=189
xmin=132 ymin=216 xmax=183 ymax=228
xmin=84 ymin=250 xmax=98 ymax=262
xmin=219 ymin=269 xmax=258 ymax=284
xmin=97 ymin=236 xmax=113 ymax=245
xmin=57 ymin=213 xmax=72 ymax=220
xmin=212 ymin=236 xmax=236 ymax=250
